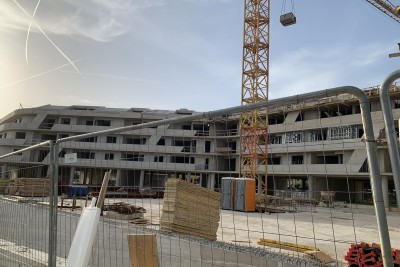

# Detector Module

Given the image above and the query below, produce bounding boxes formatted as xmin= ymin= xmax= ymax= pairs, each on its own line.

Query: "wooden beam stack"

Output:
xmin=3 ymin=178 xmax=50 ymax=197
xmin=17 ymin=178 xmax=50 ymax=197
xmin=0 ymin=179 xmax=10 ymax=194
xmin=160 ymin=178 xmax=220 ymax=240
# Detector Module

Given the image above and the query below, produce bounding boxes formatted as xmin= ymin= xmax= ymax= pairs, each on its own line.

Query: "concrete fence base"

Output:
xmin=155 ymin=234 xmax=318 ymax=267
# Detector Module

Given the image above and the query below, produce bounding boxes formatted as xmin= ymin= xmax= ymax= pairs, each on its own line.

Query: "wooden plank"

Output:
xmin=257 ymin=239 xmax=318 ymax=252
xmin=127 ymin=234 xmax=159 ymax=267
xmin=165 ymin=179 xmax=220 ymax=199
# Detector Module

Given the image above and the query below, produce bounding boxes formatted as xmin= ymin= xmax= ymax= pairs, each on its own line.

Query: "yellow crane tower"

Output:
xmin=239 ymin=0 xmax=270 ymax=194
xmin=239 ymin=0 xmax=295 ymax=197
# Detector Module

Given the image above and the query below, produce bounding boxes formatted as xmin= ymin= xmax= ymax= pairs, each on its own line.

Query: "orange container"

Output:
xmin=234 ymin=178 xmax=256 ymax=212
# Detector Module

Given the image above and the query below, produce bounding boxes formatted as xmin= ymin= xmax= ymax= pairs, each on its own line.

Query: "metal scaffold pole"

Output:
xmin=48 ymin=141 xmax=58 ymax=267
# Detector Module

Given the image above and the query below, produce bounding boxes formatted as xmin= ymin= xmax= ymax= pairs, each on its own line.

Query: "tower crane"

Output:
xmin=364 ymin=0 xmax=400 ymax=23
xmin=239 ymin=0 xmax=399 ymax=206
xmin=239 ymin=0 xmax=270 ymax=195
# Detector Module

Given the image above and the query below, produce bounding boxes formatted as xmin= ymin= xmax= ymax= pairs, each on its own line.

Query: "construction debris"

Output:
xmin=103 ymin=202 xmax=146 ymax=214
xmin=160 ymin=178 xmax=221 ymax=240
xmin=103 ymin=203 xmax=146 ymax=220
xmin=256 ymin=192 xmax=317 ymax=213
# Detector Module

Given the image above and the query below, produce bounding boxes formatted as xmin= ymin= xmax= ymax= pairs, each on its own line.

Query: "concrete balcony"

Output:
xmin=268 ymin=139 xmax=365 ymax=154
xmin=58 ymin=158 xmax=196 ymax=171
xmin=266 ymin=164 xmax=364 ymax=176
xmin=215 ymin=147 xmax=233 ymax=153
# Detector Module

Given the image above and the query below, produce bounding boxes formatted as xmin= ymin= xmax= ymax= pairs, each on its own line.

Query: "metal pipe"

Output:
xmin=353 ymin=88 xmax=394 ymax=267
xmin=0 ymin=141 xmax=50 ymax=160
xmin=50 ymin=141 xmax=60 ymax=267
xmin=54 ymin=86 xmax=393 ymax=266
xmin=48 ymin=141 xmax=57 ymax=267
xmin=379 ymin=69 xmax=400 ymax=210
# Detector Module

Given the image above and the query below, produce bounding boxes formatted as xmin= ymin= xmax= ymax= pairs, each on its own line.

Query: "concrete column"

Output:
xmin=308 ymin=176 xmax=315 ymax=200
xmin=139 ymin=170 xmax=145 ymax=189
xmin=1 ymin=165 xmax=7 ymax=178
xmin=115 ymin=169 xmax=122 ymax=186
xmin=207 ymin=173 xmax=215 ymax=191
xmin=69 ymin=166 xmax=76 ymax=185
xmin=186 ymin=173 xmax=191 ymax=182
xmin=273 ymin=176 xmax=278 ymax=194
xmin=355 ymin=181 xmax=364 ymax=204
xmin=308 ymin=176 xmax=326 ymax=201
xmin=11 ymin=169 xmax=18 ymax=179
xmin=381 ymin=175 xmax=390 ymax=209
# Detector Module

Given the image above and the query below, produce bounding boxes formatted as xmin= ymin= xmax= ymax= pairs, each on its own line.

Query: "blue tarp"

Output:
xmin=67 ymin=186 xmax=89 ymax=198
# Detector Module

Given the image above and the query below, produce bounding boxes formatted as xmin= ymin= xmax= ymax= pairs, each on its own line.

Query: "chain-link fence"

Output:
xmin=1 ymin=86 xmax=400 ymax=266
xmin=0 ymin=141 xmax=54 ymax=266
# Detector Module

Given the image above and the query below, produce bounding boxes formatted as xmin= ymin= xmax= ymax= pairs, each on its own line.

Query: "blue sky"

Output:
xmin=0 ymin=0 xmax=399 ymax=118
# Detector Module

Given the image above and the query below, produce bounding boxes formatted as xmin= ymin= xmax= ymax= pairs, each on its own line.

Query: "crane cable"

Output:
xmin=281 ymin=0 xmax=295 ymax=15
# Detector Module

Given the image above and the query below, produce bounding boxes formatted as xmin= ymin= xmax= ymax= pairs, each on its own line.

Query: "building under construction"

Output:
xmin=0 ymin=85 xmax=399 ymax=209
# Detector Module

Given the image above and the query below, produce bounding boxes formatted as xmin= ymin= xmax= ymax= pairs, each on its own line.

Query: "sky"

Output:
xmin=0 ymin=0 xmax=399 ymax=118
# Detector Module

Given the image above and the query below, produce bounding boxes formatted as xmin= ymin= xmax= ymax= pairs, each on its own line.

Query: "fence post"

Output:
xmin=379 ymin=69 xmax=400 ymax=210
xmin=48 ymin=141 xmax=58 ymax=266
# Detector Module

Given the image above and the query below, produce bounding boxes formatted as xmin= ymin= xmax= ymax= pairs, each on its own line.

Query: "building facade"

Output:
xmin=0 ymin=86 xmax=399 ymax=208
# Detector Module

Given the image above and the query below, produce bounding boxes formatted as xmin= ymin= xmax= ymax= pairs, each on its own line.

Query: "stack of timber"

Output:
xmin=160 ymin=178 xmax=221 ymax=240
xmin=17 ymin=178 xmax=50 ymax=196
xmin=6 ymin=178 xmax=50 ymax=197
xmin=0 ymin=179 xmax=10 ymax=194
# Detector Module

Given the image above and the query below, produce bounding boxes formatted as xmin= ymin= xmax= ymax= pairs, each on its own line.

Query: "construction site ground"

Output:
xmin=54 ymin=197 xmax=400 ymax=264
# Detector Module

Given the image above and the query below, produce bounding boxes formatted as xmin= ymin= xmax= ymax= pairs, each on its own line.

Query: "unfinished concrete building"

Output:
xmin=0 ymin=85 xmax=399 ymax=209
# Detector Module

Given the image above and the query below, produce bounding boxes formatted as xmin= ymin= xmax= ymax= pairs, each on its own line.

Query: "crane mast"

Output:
xmin=239 ymin=0 xmax=270 ymax=193
xmin=365 ymin=0 xmax=400 ymax=23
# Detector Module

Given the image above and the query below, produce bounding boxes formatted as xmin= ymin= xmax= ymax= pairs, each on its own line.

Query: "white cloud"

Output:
xmin=350 ymin=43 xmax=393 ymax=67
xmin=269 ymin=42 xmax=394 ymax=99
xmin=0 ymin=0 xmax=166 ymax=42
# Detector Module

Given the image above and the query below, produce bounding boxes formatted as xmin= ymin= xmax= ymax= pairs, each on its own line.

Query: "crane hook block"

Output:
xmin=280 ymin=12 xmax=296 ymax=27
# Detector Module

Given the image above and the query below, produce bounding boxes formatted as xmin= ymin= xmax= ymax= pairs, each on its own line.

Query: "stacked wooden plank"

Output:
xmin=0 ymin=179 xmax=10 ymax=194
xmin=17 ymin=178 xmax=50 ymax=196
xmin=160 ymin=178 xmax=220 ymax=240
xmin=5 ymin=178 xmax=50 ymax=197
